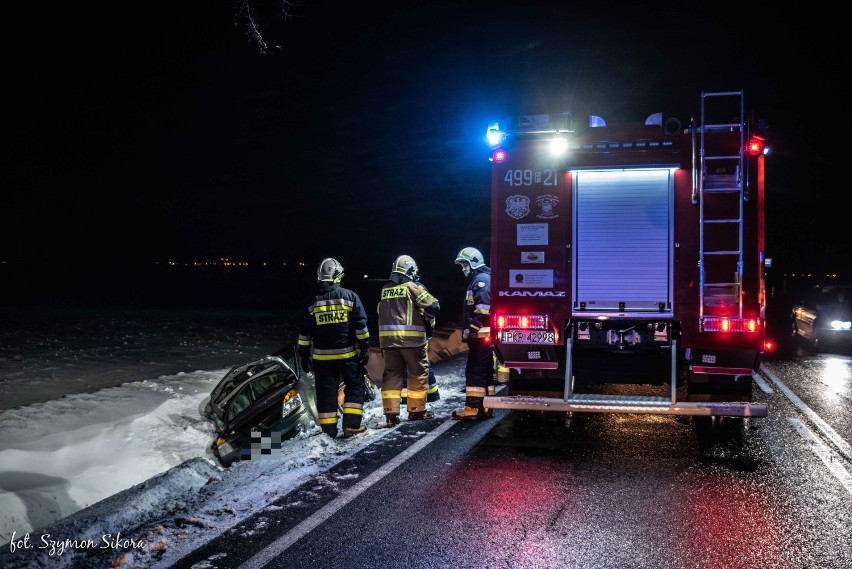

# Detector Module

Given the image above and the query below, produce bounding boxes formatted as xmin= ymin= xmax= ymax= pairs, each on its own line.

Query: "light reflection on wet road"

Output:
xmin=173 ymin=347 xmax=852 ymax=569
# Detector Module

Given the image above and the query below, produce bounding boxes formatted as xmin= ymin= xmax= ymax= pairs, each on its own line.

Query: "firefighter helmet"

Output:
xmin=317 ymin=257 xmax=344 ymax=283
xmin=454 ymin=247 xmax=485 ymax=270
xmin=391 ymin=255 xmax=419 ymax=280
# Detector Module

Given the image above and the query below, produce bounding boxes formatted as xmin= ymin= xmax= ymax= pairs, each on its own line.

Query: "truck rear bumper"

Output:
xmin=483 ymin=394 xmax=767 ymax=417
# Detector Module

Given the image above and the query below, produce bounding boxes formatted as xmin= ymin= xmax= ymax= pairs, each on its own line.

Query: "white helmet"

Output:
xmin=317 ymin=257 xmax=344 ymax=283
xmin=455 ymin=247 xmax=485 ymax=270
xmin=391 ymin=254 xmax=419 ymax=280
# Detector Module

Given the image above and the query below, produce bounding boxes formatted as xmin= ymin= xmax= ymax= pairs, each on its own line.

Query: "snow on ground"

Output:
xmin=0 ymin=358 xmax=469 ymax=569
xmin=0 ymin=303 xmax=469 ymax=568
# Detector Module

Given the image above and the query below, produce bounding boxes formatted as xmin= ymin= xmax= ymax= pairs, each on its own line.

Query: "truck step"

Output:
xmin=483 ymin=394 xmax=767 ymax=417
xmin=568 ymin=393 xmax=669 ymax=405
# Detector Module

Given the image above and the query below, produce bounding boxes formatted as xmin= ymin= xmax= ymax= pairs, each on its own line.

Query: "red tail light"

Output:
xmin=746 ymin=136 xmax=765 ymax=156
xmin=495 ymin=314 xmax=548 ymax=330
xmin=702 ymin=317 xmax=761 ymax=333
xmin=492 ymin=149 xmax=507 ymax=163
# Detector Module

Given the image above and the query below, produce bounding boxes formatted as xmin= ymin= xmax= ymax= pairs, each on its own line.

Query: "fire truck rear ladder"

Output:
xmin=697 ymin=90 xmax=745 ymax=321
xmin=485 ymin=90 xmax=766 ymax=418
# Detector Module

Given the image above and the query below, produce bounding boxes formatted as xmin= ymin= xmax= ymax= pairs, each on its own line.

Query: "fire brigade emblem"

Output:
xmin=506 ymin=195 xmax=530 ymax=219
xmin=536 ymin=195 xmax=559 ymax=219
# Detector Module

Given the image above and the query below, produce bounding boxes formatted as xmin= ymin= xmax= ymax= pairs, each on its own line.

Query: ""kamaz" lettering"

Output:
xmin=498 ymin=290 xmax=566 ymax=297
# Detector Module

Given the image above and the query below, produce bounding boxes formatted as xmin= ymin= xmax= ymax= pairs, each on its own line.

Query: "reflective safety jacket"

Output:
xmin=298 ymin=285 xmax=370 ymax=360
xmin=462 ymin=266 xmax=491 ymax=339
xmin=378 ymin=276 xmax=440 ymax=349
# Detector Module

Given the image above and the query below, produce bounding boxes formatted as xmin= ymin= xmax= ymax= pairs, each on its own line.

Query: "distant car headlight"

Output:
xmin=282 ymin=389 xmax=303 ymax=417
xmin=829 ymin=319 xmax=851 ymax=331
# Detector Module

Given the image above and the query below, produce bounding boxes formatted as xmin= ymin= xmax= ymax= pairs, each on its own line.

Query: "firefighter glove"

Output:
xmin=462 ymin=328 xmax=470 ymax=343
xmin=300 ymin=355 xmax=312 ymax=374
xmin=358 ymin=349 xmax=370 ymax=368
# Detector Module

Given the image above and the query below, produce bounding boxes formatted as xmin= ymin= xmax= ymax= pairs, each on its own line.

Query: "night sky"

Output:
xmin=3 ymin=1 xmax=846 ymax=288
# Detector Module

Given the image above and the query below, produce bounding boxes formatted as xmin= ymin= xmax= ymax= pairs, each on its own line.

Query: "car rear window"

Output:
xmin=226 ymin=371 xmax=296 ymax=423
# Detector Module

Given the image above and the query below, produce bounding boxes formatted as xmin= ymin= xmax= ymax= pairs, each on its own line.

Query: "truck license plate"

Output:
xmin=501 ymin=330 xmax=555 ymax=344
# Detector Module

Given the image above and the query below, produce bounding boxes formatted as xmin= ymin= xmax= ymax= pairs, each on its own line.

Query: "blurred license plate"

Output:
xmin=501 ymin=330 xmax=555 ymax=344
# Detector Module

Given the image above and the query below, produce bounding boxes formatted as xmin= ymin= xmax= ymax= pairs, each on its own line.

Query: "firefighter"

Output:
xmin=452 ymin=247 xmax=495 ymax=420
xmin=401 ymin=277 xmax=440 ymax=404
xmin=298 ymin=258 xmax=371 ymax=438
xmin=378 ymin=255 xmax=440 ymax=427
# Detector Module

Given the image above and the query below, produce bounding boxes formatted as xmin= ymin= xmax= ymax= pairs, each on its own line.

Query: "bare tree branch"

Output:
xmin=234 ymin=0 xmax=302 ymax=54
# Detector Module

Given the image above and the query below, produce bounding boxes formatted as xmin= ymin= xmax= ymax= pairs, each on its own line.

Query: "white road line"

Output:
xmin=240 ymin=418 xmax=458 ymax=569
xmin=761 ymin=366 xmax=852 ymax=460
xmin=753 ymin=371 xmax=774 ymax=394
xmin=787 ymin=417 xmax=852 ymax=495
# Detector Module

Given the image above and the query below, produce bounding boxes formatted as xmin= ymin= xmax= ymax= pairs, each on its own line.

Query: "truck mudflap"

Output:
xmin=482 ymin=394 xmax=767 ymax=417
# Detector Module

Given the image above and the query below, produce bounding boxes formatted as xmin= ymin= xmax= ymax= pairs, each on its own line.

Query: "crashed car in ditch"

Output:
xmin=201 ymin=343 xmax=378 ymax=467
xmin=201 ymin=344 xmax=318 ymax=467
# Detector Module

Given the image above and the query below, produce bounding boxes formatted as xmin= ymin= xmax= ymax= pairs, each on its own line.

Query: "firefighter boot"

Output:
xmin=384 ymin=414 xmax=401 ymax=428
xmin=321 ymin=425 xmax=339 ymax=438
xmin=452 ymin=406 xmax=487 ymax=421
xmin=407 ymin=410 xmax=434 ymax=421
xmin=343 ymin=425 xmax=367 ymax=437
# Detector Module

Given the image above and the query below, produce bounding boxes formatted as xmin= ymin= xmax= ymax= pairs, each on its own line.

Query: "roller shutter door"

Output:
xmin=574 ymin=169 xmax=673 ymax=312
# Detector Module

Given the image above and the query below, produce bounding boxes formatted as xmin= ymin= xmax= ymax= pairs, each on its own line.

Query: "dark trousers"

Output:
xmin=313 ymin=357 xmax=364 ymax=436
xmin=464 ymin=338 xmax=494 ymax=408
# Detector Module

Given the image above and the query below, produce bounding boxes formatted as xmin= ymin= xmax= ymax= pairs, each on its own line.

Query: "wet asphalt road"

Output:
xmin=172 ymin=341 xmax=852 ymax=569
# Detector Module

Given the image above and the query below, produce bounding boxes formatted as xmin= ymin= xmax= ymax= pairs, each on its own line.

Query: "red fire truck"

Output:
xmin=484 ymin=90 xmax=768 ymax=420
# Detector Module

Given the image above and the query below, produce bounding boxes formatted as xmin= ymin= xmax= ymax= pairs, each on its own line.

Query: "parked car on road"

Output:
xmin=201 ymin=344 xmax=318 ymax=467
xmin=791 ymin=284 xmax=852 ymax=351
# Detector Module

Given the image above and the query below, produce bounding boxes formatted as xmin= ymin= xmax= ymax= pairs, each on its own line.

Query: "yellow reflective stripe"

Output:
xmin=406 ymin=390 xmax=427 ymax=399
xmin=415 ymin=290 xmax=435 ymax=304
xmin=318 ymin=417 xmax=338 ymax=425
xmin=379 ymin=330 xmax=426 ymax=337
xmin=382 ymin=390 xmax=402 ymax=398
xmin=379 ymin=324 xmax=425 ymax=332
xmin=313 ymin=350 xmax=357 ymax=360
xmin=466 ymin=386 xmax=487 ymax=396
xmin=427 ymin=384 xmax=439 ymax=394
xmin=342 ymin=407 xmax=363 ymax=416
xmin=356 ymin=331 xmax=370 ymax=340
xmin=314 ymin=346 xmax=356 ymax=356
xmin=298 ymin=339 xmax=311 ymax=346
xmin=313 ymin=303 xmax=353 ymax=312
